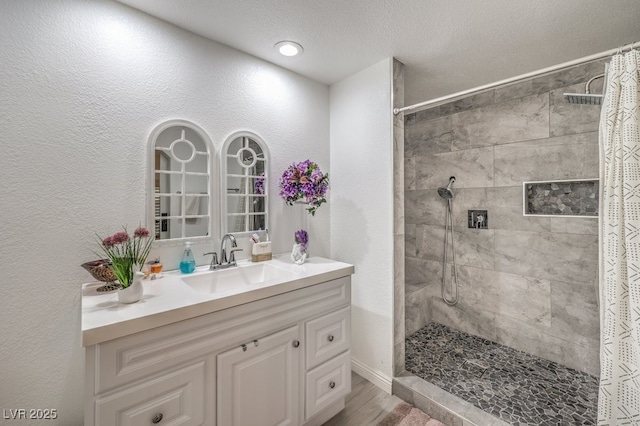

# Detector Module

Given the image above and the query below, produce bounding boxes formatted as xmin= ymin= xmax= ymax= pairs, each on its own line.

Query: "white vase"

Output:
xmin=291 ymin=243 xmax=308 ymax=265
xmin=118 ymin=271 xmax=144 ymax=304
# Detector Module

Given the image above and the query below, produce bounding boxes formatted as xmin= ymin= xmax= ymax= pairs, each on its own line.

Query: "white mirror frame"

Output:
xmin=146 ymin=119 xmax=217 ymax=246
xmin=220 ymin=130 xmax=270 ymax=236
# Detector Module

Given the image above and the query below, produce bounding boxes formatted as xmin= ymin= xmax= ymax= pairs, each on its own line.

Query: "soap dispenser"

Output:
xmin=180 ymin=242 xmax=196 ymax=274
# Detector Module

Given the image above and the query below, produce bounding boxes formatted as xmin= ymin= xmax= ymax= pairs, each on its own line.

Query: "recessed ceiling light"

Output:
xmin=274 ymin=41 xmax=304 ymax=57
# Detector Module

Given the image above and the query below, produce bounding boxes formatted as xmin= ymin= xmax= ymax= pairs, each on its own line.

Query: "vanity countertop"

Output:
xmin=81 ymin=254 xmax=354 ymax=346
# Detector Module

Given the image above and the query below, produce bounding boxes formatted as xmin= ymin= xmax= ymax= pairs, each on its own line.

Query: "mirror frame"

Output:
xmin=220 ymin=130 xmax=270 ymax=236
xmin=146 ymin=119 xmax=217 ymax=246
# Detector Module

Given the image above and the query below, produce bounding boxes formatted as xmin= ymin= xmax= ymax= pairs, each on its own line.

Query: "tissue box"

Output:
xmin=251 ymin=241 xmax=272 ymax=262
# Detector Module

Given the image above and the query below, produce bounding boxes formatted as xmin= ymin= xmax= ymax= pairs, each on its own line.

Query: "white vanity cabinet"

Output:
xmin=84 ymin=274 xmax=352 ymax=426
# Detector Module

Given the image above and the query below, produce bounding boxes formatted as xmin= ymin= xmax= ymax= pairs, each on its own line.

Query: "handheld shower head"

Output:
xmin=437 ymin=176 xmax=456 ymax=199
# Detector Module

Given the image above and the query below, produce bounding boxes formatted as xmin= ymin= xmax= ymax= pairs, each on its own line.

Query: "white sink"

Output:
xmin=182 ymin=263 xmax=300 ymax=294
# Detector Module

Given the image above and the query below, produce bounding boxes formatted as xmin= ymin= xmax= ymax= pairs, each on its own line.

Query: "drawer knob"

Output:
xmin=241 ymin=344 xmax=247 ymax=352
xmin=151 ymin=413 xmax=163 ymax=424
xmin=327 ymin=334 xmax=334 ymax=342
xmin=329 ymin=381 xmax=336 ymax=389
xmin=292 ymin=340 xmax=300 ymax=348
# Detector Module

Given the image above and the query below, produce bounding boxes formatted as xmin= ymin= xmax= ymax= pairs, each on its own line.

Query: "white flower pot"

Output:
xmin=118 ymin=271 xmax=144 ymax=303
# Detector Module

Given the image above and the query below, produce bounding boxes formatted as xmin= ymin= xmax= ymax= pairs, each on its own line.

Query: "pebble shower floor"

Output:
xmin=405 ymin=323 xmax=598 ymax=425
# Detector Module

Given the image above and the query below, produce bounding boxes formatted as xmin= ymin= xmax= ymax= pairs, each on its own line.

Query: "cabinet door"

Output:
xmin=218 ymin=326 xmax=301 ymax=426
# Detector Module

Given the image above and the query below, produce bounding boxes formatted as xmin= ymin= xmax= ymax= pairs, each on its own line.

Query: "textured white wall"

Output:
xmin=329 ymin=58 xmax=395 ymax=388
xmin=0 ymin=1 xmax=329 ymax=424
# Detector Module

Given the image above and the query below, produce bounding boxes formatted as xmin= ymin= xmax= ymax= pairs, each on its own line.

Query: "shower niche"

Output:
xmin=523 ymin=178 xmax=599 ymax=217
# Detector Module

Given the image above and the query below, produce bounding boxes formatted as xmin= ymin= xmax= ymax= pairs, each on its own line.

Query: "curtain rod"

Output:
xmin=393 ymin=40 xmax=640 ymax=115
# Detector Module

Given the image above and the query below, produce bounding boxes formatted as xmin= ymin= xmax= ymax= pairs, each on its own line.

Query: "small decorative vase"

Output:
xmin=118 ymin=271 xmax=144 ymax=304
xmin=291 ymin=243 xmax=308 ymax=265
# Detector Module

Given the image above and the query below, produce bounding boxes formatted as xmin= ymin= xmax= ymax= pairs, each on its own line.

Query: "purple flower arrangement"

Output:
xmin=278 ymin=160 xmax=329 ymax=216
xmin=295 ymin=229 xmax=309 ymax=252
xmin=97 ymin=226 xmax=153 ymax=288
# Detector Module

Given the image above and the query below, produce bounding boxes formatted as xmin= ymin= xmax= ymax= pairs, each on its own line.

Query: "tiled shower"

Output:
xmin=401 ymin=59 xmax=605 ymax=423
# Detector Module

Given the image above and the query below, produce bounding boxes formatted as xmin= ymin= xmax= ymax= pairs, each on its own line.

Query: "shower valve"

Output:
xmin=468 ymin=210 xmax=488 ymax=229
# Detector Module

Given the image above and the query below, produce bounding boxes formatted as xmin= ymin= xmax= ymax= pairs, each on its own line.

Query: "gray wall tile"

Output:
xmin=550 ymin=279 xmax=599 ymax=341
xmin=415 ymin=147 xmax=494 ymax=190
xmin=457 ymin=266 xmax=552 ymax=327
xmin=406 ymin=189 xmax=447 ymax=225
xmin=494 ymin=229 xmax=598 ymax=285
xmin=550 ymin=83 xmax=601 ymax=137
xmin=549 ymin=216 xmax=599 ymax=235
xmin=494 ymin=133 xmax=598 ymax=186
xmin=451 ymin=93 xmax=549 ymax=150
xmin=487 ymin=186 xmax=552 ymax=232
xmin=405 ymin=115 xmax=452 ymax=156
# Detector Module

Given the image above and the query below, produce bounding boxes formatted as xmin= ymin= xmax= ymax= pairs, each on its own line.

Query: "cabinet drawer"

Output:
xmin=95 ymin=361 xmax=206 ymax=426
xmin=305 ymin=306 xmax=350 ymax=370
xmin=305 ymin=351 xmax=351 ymax=420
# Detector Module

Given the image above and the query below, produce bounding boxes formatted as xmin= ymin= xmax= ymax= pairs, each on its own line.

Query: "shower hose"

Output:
xmin=442 ymin=197 xmax=459 ymax=305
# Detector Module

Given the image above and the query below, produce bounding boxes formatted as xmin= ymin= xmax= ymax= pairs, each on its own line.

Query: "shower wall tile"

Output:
xmin=405 ymin=158 xmax=416 ymax=190
xmin=414 ymin=146 xmax=494 ymax=189
xmin=430 ymin=297 xmax=498 ymax=343
xmin=406 ymin=287 xmax=431 ymax=336
xmin=405 ymin=115 xmax=452 ymax=156
xmin=409 ymin=90 xmax=495 ymax=123
xmin=451 ymin=93 xmax=549 ymax=150
xmin=494 ymin=132 xmax=598 ymax=186
xmin=405 ymin=256 xmax=441 ymax=287
xmin=486 ymin=186 xmax=552 ymax=232
xmin=550 ymin=83 xmax=602 ymax=137
xmin=415 ymin=224 xmax=495 ymax=270
xmin=405 ymin=189 xmax=447 ymax=226
xmin=494 ymin=229 xmax=598 ymax=285
xmin=550 ymin=279 xmax=599 ymax=341
xmin=493 ymin=59 xmax=607 ymax=104
xmin=458 ymin=266 xmax=552 ymax=327
xmin=493 ymin=315 xmax=599 ymax=376
xmin=549 ymin=216 xmax=599 ymax=235
xmin=393 ymin=58 xmax=405 ymax=129
xmin=449 ymin=227 xmax=495 ymax=270
xmin=405 ymin=223 xmax=416 ymax=257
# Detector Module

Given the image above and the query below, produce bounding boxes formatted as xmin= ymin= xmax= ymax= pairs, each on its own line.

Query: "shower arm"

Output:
xmin=585 ymin=74 xmax=605 ymax=94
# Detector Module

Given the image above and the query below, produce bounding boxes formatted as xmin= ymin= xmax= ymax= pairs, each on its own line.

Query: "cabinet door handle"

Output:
xmin=292 ymin=340 xmax=300 ymax=348
xmin=329 ymin=381 xmax=336 ymax=389
xmin=327 ymin=334 xmax=334 ymax=342
xmin=151 ymin=413 xmax=163 ymax=424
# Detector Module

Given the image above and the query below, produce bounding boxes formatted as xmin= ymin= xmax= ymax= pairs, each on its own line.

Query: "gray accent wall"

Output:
xmin=404 ymin=59 xmax=604 ymax=376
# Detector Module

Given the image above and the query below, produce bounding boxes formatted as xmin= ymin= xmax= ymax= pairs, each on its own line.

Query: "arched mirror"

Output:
xmin=147 ymin=119 xmax=215 ymax=243
xmin=221 ymin=131 xmax=269 ymax=234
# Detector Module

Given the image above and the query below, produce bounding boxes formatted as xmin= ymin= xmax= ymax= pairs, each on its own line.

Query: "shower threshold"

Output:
xmin=397 ymin=323 xmax=598 ymax=425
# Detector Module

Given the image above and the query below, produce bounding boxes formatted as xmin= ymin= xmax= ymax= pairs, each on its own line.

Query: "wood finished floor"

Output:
xmin=322 ymin=372 xmax=404 ymax=426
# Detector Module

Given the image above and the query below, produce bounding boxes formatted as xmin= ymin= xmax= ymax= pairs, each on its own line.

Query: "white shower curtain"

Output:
xmin=598 ymin=49 xmax=640 ymax=425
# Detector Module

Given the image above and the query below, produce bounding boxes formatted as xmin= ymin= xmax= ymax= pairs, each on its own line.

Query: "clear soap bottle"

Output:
xmin=179 ymin=241 xmax=196 ymax=274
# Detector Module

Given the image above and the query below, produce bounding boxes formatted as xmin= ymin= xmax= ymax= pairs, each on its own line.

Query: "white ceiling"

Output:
xmin=116 ymin=0 xmax=640 ymax=106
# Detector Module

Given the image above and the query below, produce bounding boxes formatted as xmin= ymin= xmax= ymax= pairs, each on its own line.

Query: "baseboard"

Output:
xmin=351 ymin=357 xmax=393 ymax=394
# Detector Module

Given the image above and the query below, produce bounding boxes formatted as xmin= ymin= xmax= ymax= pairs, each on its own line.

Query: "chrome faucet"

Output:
xmin=203 ymin=234 xmax=243 ymax=270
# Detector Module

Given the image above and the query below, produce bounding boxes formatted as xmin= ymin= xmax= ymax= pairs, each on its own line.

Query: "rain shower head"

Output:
xmin=438 ymin=176 xmax=456 ymax=199
xmin=563 ymin=93 xmax=603 ymax=105
xmin=564 ymin=73 xmax=604 ymax=105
